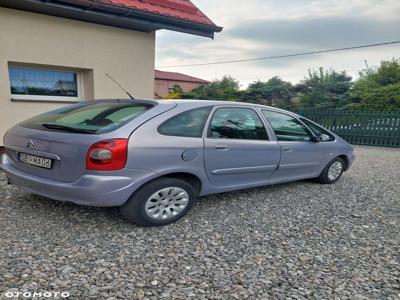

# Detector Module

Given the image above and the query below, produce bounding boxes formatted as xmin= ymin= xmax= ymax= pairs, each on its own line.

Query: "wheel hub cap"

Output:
xmin=144 ymin=187 xmax=189 ymax=220
xmin=328 ymin=161 xmax=343 ymax=181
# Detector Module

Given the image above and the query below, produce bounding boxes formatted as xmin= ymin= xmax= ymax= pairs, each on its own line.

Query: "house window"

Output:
xmin=8 ymin=66 xmax=83 ymax=102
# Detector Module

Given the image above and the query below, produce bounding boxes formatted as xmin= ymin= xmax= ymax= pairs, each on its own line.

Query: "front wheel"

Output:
xmin=316 ymin=157 xmax=345 ymax=184
xmin=120 ymin=178 xmax=196 ymax=226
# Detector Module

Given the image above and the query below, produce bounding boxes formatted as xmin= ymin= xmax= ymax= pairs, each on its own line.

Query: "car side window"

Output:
xmin=262 ymin=110 xmax=312 ymax=142
xmin=158 ymin=107 xmax=211 ymax=138
xmin=300 ymin=118 xmax=335 ymax=142
xmin=208 ymin=108 xmax=268 ymax=140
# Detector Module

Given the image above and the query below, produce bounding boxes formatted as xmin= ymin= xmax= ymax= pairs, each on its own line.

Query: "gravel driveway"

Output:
xmin=0 ymin=146 xmax=399 ymax=299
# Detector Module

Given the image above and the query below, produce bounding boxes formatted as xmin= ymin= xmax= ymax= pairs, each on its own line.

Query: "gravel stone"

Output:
xmin=0 ymin=146 xmax=399 ymax=299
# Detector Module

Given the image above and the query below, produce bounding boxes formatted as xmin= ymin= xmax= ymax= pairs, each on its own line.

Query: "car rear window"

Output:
xmin=19 ymin=101 xmax=153 ymax=134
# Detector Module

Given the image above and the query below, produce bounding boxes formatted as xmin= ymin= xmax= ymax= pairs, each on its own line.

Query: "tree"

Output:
xmin=183 ymin=76 xmax=240 ymax=101
xmin=162 ymin=85 xmax=183 ymax=99
xmin=245 ymin=76 xmax=296 ymax=110
xmin=349 ymin=59 xmax=400 ymax=111
xmin=297 ymin=68 xmax=352 ymax=109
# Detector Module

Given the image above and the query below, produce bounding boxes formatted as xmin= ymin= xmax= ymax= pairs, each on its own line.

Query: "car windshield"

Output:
xmin=19 ymin=101 xmax=153 ymax=134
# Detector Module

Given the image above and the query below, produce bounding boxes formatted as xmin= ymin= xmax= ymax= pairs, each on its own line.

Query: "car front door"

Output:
xmin=261 ymin=110 xmax=326 ymax=183
xmin=203 ymin=107 xmax=281 ymax=188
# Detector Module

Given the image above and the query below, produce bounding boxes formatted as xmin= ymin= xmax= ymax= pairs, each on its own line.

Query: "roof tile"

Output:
xmin=155 ymin=70 xmax=209 ymax=83
xmin=97 ymin=0 xmax=217 ymax=26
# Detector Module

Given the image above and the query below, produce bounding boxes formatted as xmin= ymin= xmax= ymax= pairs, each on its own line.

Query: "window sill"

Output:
xmin=11 ymin=97 xmax=81 ymax=104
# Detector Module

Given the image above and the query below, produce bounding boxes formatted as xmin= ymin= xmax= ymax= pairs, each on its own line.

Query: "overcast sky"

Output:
xmin=155 ymin=0 xmax=400 ymax=88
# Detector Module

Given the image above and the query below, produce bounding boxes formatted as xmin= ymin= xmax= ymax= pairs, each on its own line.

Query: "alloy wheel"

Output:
xmin=328 ymin=161 xmax=343 ymax=181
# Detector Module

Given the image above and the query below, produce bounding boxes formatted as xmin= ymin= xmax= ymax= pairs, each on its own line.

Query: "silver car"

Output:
xmin=1 ymin=99 xmax=355 ymax=226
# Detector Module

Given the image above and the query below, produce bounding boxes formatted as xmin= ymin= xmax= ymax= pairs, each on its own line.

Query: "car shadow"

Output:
xmin=15 ymin=192 xmax=125 ymax=225
xmin=11 ymin=179 xmax=322 ymax=228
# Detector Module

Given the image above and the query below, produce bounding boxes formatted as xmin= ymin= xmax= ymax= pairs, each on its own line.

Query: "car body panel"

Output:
xmin=203 ymin=138 xmax=281 ymax=188
xmin=3 ymin=100 xmax=175 ymax=182
xmin=201 ymin=105 xmax=281 ymax=188
xmin=125 ymin=102 xmax=210 ymax=194
xmin=0 ymin=99 xmax=355 ymax=206
xmin=268 ymin=141 xmax=326 ymax=183
xmin=1 ymin=153 xmax=155 ymax=206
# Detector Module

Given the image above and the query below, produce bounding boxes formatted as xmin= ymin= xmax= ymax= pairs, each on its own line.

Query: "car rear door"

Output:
xmin=203 ymin=106 xmax=280 ymax=188
xmin=261 ymin=110 xmax=325 ymax=183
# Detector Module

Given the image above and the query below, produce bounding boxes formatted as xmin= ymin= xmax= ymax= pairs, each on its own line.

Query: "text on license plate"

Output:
xmin=18 ymin=153 xmax=53 ymax=169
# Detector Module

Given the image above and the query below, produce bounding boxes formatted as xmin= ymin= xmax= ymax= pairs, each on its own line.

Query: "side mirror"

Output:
xmin=312 ymin=134 xmax=323 ymax=143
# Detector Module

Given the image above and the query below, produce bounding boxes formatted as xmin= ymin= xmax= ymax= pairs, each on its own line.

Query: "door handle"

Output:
xmin=214 ymin=145 xmax=229 ymax=150
xmin=283 ymin=147 xmax=293 ymax=152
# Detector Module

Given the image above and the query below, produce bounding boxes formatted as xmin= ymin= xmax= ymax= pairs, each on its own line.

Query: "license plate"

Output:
xmin=18 ymin=153 xmax=53 ymax=169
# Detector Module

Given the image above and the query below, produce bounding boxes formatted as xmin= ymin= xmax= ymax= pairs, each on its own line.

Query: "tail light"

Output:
xmin=86 ymin=139 xmax=128 ymax=171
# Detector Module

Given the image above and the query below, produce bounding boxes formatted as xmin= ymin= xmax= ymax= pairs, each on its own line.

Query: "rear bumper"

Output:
xmin=0 ymin=154 xmax=155 ymax=207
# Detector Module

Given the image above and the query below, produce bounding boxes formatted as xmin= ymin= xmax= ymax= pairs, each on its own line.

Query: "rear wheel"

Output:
xmin=120 ymin=178 xmax=196 ymax=226
xmin=316 ymin=157 xmax=345 ymax=184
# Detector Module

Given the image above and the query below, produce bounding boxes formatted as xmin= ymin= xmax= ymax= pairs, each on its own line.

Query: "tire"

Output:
xmin=316 ymin=157 xmax=346 ymax=184
xmin=120 ymin=178 xmax=196 ymax=227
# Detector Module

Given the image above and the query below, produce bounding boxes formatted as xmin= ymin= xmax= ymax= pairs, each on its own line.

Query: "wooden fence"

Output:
xmin=298 ymin=109 xmax=400 ymax=148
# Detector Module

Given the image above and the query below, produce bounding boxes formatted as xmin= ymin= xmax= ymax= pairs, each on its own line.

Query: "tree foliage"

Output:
xmin=245 ymin=77 xmax=296 ymax=110
xmin=297 ymin=68 xmax=352 ymax=109
xmin=183 ymin=76 xmax=240 ymax=101
xmin=162 ymin=58 xmax=400 ymax=112
xmin=349 ymin=59 xmax=400 ymax=111
xmin=162 ymin=85 xmax=183 ymax=99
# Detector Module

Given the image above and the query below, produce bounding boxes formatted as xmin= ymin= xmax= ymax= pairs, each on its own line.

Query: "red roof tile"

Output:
xmin=98 ymin=0 xmax=217 ymax=27
xmin=1 ymin=0 xmax=222 ymax=37
xmin=155 ymin=70 xmax=209 ymax=83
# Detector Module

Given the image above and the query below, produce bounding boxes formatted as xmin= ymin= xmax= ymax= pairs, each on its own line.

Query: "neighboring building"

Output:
xmin=155 ymin=70 xmax=210 ymax=98
xmin=0 ymin=0 xmax=222 ymax=145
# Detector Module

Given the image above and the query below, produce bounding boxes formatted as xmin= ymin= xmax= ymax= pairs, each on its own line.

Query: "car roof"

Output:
xmin=156 ymin=99 xmax=299 ymax=116
xmin=92 ymin=98 xmax=299 ymax=117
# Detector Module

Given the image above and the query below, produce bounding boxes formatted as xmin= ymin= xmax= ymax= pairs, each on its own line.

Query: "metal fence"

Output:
xmin=298 ymin=109 xmax=400 ymax=148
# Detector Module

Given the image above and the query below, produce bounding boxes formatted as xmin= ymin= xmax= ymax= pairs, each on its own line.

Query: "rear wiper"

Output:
xmin=41 ymin=123 xmax=96 ymax=134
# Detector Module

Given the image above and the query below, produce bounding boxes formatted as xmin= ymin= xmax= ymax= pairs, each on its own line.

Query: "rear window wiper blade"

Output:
xmin=41 ymin=123 xmax=97 ymax=134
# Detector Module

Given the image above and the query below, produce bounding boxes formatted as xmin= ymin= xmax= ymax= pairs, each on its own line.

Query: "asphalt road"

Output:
xmin=0 ymin=146 xmax=399 ymax=299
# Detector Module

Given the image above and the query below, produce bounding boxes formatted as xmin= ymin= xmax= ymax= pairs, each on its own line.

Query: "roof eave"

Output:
xmin=0 ymin=0 xmax=223 ymax=38
xmin=155 ymin=78 xmax=210 ymax=84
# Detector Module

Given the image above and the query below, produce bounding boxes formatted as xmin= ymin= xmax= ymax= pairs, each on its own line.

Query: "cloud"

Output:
xmin=155 ymin=0 xmax=400 ymax=86
xmin=227 ymin=16 xmax=400 ymax=49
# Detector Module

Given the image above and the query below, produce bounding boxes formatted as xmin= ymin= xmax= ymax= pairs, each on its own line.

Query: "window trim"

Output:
xmin=261 ymin=109 xmax=315 ymax=142
xmin=8 ymin=65 xmax=84 ymax=102
xmin=207 ymin=106 xmax=269 ymax=141
xmin=157 ymin=106 xmax=213 ymax=138
xmin=299 ymin=117 xmax=336 ymax=142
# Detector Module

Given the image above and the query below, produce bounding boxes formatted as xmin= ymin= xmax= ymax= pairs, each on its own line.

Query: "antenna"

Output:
xmin=105 ymin=73 xmax=135 ymax=100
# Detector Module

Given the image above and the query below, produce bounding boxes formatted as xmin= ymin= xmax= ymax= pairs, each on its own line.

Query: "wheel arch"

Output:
xmin=161 ymin=172 xmax=202 ymax=195
xmin=337 ymin=154 xmax=350 ymax=171
xmin=138 ymin=171 xmax=203 ymax=196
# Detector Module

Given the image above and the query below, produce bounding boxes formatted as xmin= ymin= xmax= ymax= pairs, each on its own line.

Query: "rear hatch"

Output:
xmin=3 ymin=99 xmax=175 ymax=182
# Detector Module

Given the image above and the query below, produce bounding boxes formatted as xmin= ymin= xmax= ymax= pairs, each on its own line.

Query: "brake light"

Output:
xmin=86 ymin=139 xmax=128 ymax=171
